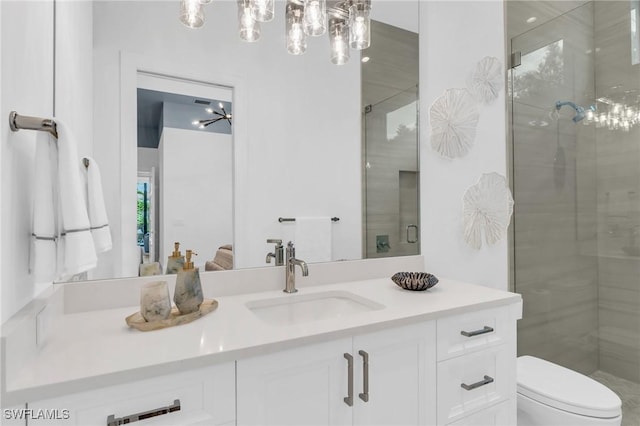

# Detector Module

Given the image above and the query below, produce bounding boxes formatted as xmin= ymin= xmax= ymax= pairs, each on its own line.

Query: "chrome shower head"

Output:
xmin=555 ymin=100 xmax=587 ymax=123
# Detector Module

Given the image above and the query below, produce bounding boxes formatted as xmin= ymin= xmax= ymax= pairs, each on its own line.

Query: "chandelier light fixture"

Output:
xmin=251 ymin=0 xmax=275 ymax=22
xmin=286 ymin=0 xmax=307 ymax=55
xmin=179 ymin=0 xmax=205 ymax=29
xmin=329 ymin=10 xmax=350 ymax=65
xmin=179 ymin=0 xmax=372 ymax=65
xmin=192 ymin=103 xmax=233 ymax=128
xmin=238 ymin=0 xmax=261 ymax=42
xmin=347 ymin=0 xmax=370 ymax=49
xmin=584 ymin=96 xmax=640 ymax=132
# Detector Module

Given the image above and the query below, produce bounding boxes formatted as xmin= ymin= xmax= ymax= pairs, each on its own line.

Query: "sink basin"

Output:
xmin=246 ymin=290 xmax=385 ymax=326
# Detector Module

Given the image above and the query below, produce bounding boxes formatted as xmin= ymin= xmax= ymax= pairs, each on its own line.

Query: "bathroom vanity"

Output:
xmin=1 ymin=257 xmax=521 ymax=425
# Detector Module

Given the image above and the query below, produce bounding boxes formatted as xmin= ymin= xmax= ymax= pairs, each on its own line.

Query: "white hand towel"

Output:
xmin=294 ymin=217 xmax=332 ymax=263
xmin=31 ymin=131 xmax=58 ymax=283
xmin=56 ymin=119 xmax=97 ymax=279
xmin=84 ymin=156 xmax=112 ymax=253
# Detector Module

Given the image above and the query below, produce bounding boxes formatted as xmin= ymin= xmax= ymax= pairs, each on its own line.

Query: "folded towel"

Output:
xmin=205 ymin=261 xmax=225 ymax=272
xmin=294 ymin=217 xmax=332 ymax=263
xmin=56 ymin=120 xmax=97 ymax=280
xmin=30 ymin=131 xmax=58 ymax=283
xmin=214 ymin=247 xmax=233 ymax=270
xmin=84 ymin=156 xmax=112 ymax=253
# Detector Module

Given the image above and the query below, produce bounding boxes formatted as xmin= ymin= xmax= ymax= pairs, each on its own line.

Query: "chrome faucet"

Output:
xmin=284 ymin=241 xmax=308 ymax=293
xmin=266 ymin=239 xmax=284 ymax=266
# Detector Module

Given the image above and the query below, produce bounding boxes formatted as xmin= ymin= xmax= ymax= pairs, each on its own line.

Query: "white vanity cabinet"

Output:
xmin=237 ymin=321 xmax=437 ymax=426
xmin=26 ymin=362 xmax=235 ymax=426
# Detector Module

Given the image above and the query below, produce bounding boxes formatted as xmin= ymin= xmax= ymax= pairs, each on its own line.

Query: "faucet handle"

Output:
xmin=267 ymin=239 xmax=282 ymax=245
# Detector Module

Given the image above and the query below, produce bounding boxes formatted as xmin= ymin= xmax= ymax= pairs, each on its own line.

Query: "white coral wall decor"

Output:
xmin=429 ymin=88 xmax=479 ymax=159
xmin=467 ymin=56 xmax=503 ymax=105
xmin=463 ymin=173 xmax=514 ymax=250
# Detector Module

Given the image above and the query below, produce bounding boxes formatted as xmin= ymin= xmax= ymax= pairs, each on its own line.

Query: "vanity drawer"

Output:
xmin=448 ymin=401 xmax=510 ymax=426
xmin=28 ymin=362 xmax=235 ymax=426
xmin=437 ymin=307 xmax=512 ymax=361
xmin=436 ymin=345 xmax=511 ymax=425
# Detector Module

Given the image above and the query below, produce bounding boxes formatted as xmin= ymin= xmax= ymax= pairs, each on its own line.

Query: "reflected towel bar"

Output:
xmin=9 ymin=111 xmax=58 ymax=138
xmin=279 ymin=217 xmax=340 ymax=222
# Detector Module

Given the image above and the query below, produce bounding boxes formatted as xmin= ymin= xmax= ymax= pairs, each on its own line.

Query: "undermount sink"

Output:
xmin=246 ymin=290 xmax=385 ymax=326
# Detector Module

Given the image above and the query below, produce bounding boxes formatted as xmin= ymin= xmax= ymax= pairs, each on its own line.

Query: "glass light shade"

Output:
xmin=180 ymin=0 xmax=205 ymax=29
xmin=286 ymin=1 xmax=307 ymax=55
xmin=238 ymin=0 xmax=261 ymax=42
xmin=199 ymin=0 xmax=212 ymax=4
xmin=250 ymin=0 xmax=275 ymax=22
xmin=348 ymin=0 xmax=371 ymax=50
xmin=304 ymin=0 xmax=326 ymax=36
xmin=329 ymin=17 xmax=349 ymax=65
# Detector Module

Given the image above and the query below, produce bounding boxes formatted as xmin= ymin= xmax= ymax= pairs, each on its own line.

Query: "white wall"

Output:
xmin=420 ymin=1 xmax=508 ymax=290
xmin=137 ymin=148 xmax=159 ymax=173
xmin=92 ymin=1 xmax=362 ymax=275
xmin=158 ymin=127 xmax=233 ymax=269
xmin=1 ymin=1 xmax=93 ymax=323
xmin=1 ymin=1 xmax=54 ymax=324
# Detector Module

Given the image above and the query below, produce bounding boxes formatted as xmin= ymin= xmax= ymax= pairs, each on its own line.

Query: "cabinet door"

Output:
xmin=27 ymin=362 xmax=235 ymax=426
xmin=237 ymin=338 xmax=353 ymax=426
xmin=437 ymin=345 xmax=511 ymax=425
xmin=448 ymin=401 xmax=509 ymax=426
xmin=352 ymin=321 xmax=436 ymax=426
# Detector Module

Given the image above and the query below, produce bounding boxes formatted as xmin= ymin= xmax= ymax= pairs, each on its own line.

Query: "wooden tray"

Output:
xmin=126 ymin=299 xmax=218 ymax=332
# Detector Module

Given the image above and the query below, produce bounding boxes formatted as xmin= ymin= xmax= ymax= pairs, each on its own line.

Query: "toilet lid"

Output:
xmin=517 ymin=356 xmax=621 ymax=419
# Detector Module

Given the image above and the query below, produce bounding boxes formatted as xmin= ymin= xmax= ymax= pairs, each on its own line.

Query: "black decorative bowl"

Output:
xmin=391 ymin=272 xmax=439 ymax=291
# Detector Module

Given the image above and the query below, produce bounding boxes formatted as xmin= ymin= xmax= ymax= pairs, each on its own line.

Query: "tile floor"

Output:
xmin=591 ymin=370 xmax=640 ymax=426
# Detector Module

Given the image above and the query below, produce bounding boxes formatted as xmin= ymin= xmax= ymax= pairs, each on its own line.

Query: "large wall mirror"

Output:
xmin=73 ymin=0 xmax=419 ymax=281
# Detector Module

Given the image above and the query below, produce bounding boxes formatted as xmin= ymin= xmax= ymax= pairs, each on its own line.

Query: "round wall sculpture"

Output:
xmin=462 ymin=172 xmax=514 ymax=250
xmin=429 ymin=88 xmax=480 ymax=159
xmin=467 ymin=56 xmax=503 ymax=105
xmin=429 ymin=56 xmax=503 ymax=160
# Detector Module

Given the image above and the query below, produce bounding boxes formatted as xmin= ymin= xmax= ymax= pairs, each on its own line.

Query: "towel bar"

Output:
xmin=9 ymin=111 xmax=58 ymax=138
xmin=279 ymin=217 xmax=340 ymax=222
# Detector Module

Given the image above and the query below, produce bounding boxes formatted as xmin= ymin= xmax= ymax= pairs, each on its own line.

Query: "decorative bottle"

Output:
xmin=166 ymin=242 xmax=185 ymax=275
xmin=174 ymin=250 xmax=204 ymax=315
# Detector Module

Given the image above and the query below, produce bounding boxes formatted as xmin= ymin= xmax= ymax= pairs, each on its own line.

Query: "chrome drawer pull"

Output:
xmin=461 ymin=375 xmax=494 ymax=391
xmin=358 ymin=350 xmax=369 ymax=402
xmin=106 ymin=399 xmax=180 ymax=426
xmin=344 ymin=353 xmax=354 ymax=407
xmin=460 ymin=326 xmax=494 ymax=337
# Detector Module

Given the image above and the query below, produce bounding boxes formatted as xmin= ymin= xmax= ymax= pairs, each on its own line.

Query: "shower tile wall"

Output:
xmin=512 ymin=3 xmax=599 ymax=375
xmin=594 ymin=1 xmax=640 ymax=382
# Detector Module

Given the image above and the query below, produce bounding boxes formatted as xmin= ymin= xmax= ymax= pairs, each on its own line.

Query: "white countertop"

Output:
xmin=4 ymin=277 xmax=521 ymax=405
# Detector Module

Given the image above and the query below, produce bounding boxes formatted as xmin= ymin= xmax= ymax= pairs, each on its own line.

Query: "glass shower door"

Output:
xmin=511 ymin=2 xmax=599 ymax=375
xmin=364 ymin=86 xmax=420 ymax=259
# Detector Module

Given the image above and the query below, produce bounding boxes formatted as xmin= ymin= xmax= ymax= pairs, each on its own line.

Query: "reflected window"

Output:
xmin=386 ymin=100 xmax=417 ymax=141
xmin=632 ymin=0 xmax=639 ymax=65
xmin=137 ymin=178 xmax=151 ymax=251
xmin=513 ymin=39 xmax=564 ymax=100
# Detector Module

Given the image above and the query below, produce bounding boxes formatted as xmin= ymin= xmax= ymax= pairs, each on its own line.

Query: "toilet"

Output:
xmin=517 ymin=356 xmax=622 ymax=426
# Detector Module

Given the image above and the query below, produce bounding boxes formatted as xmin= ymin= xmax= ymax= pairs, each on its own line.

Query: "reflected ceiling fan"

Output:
xmin=192 ymin=102 xmax=232 ymax=128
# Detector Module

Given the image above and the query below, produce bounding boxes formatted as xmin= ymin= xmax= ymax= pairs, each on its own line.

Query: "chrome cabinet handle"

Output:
xmin=406 ymin=224 xmax=418 ymax=243
xmin=461 ymin=375 xmax=494 ymax=391
xmin=358 ymin=350 xmax=369 ymax=402
xmin=460 ymin=326 xmax=494 ymax=337
xmin=107 ymin=399 xmax=180 ymax=426
xmin=344 ymin=353 xmax=354 ymax=407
